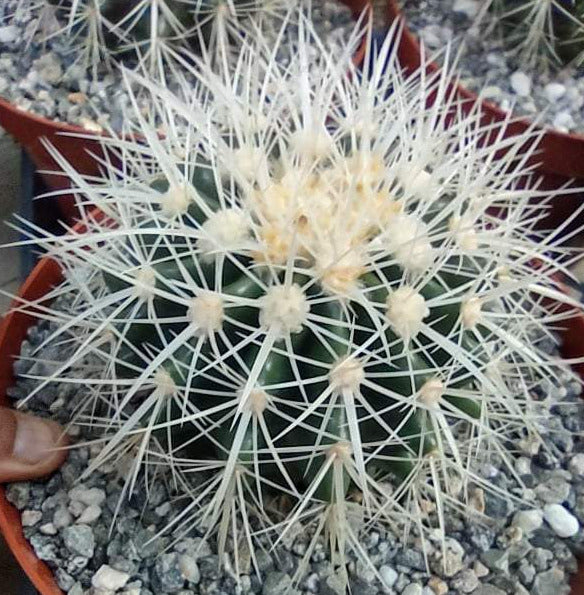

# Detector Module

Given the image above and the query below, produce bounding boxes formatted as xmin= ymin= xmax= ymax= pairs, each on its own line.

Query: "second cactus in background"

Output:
xmin=488 ymin=0 xmax=584 ymax=68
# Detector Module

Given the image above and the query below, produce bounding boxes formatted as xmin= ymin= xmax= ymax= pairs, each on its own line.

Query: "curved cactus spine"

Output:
xmin=13 ymin=14 xmax=584 ymax=587
xmin=487 ymin=0 xmax=584 ymax=68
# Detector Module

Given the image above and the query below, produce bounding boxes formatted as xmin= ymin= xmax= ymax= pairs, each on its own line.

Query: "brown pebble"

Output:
xmin=428 ymin=576 xmax=448 ymax=595
xmin=68 ymin=92 xmax=87 ymax=105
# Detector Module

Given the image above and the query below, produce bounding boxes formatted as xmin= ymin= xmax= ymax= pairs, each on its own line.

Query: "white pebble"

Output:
xmin=0 ymin=26 xmax=19 ymax=43
xmin=39 ymin=523 xmax=58 ymax=536
xmin=53 ymin=507 xmax=72 ymax=529
xmin=379 ymin=565 xmax=398 ymax=588
xmin=482 ymin=85 xmax=502 ymax=100
xmin=76 ymin=505 xmax=102 ymax=525
xmin=452 ymin=0 xmax=480 ymax=18
xmin=568 ymin=453 xmax=584 ymax=478
xmin=420 ymin=25 xmax=442 ymax=48
xmin=21 ymin=510 xmax=42 ymax=527
xmin=512 ymin=510 xmax=543 ymax=534
xmin=544 ymin=82 xmax=567 ymax=102
xmin=402 ymin=584 xmax=423 ymax=595
xmin=68 ymin=500 xmax=86 ymax=518
xmin=514 ymin=457 xmax=531 ymax=476
xmin=68 ymin=486 xmax=106 ymax=507
xmin=543 ymin=504 xmax=580 ymax=537
xmin=155 ymin=502 xmax=171 ymax=517
xmin=553 ymin=111 xmax=576 ymax=132
xmin=510 ymin=71 xmax=532 ymax=97
xmin=91 ymin=565 xmax=130 ymax=591
xmin=32 ymin=53 xmax=62 ymax=85
xmin=179 ymin=554 xmax=200 ymax=584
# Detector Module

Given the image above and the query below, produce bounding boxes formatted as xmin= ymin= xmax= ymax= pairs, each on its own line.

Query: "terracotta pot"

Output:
xmin=0 ymin=98 xmax=105 ymax=223
xmin=0 ymin=0 xmax=371 ymax=226
xmin=1 ymin=245 xmax=584 ymax=593
xmin=0 ymin=255 xmax=65 ymax=595
xmin=384 ymin=0 xmax=584 ymax=181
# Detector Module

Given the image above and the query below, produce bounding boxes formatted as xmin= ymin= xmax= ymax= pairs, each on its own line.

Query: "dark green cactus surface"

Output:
xmin=99 ymin=160 xmax=487 ymax=504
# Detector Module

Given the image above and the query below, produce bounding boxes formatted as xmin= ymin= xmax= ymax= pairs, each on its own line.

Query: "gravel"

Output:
xmin=401 ymin=0 xmax=584 ymax=134
xmin=0 ymin=1 xmax=357 ymax=133
xmin=4 ymin=304 xmax=584 ymax=594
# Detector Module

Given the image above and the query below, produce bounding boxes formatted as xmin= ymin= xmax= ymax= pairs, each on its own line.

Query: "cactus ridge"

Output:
xmin=15 ymin=16 xmax=584 ymax=585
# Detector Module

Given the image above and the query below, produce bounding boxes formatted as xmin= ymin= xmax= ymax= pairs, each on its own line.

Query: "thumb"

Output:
xmin=0 ymin=407 xmax=68 ymax=483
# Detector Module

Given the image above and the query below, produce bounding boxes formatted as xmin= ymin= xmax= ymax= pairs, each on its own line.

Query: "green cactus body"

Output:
xmin=20 ymin=17 xmax=584 ymax=585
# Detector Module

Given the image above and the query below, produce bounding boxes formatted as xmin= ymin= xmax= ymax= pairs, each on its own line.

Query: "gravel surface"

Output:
xmin=0 ymin=1 xmax=356 ymax=133
xmin=400 ymin=0 xmax=584 ymax=134
xmin=3 ymin=294 xmax=584 ymax=595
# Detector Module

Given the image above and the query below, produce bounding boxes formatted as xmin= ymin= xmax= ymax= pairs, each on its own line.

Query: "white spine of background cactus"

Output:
xmin=13 ymin=13 xmax=584 ymax=587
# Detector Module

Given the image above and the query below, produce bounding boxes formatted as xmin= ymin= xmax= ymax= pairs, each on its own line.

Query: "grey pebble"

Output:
xmin=479 ymin=549 xmax=508 ymax=574
xmin=262 ymin=572 xmax=293 ymax=595
xmin=179 ymin=554 xmax=200 ymax=585
xmin=378 ymin=565 xmax=398 ymax=588
xmin=450 ymin=569 xmax=479 ymax=593
xmin=53 ymin=506 xmax=73 ymax=529
xmin=395 ymin=549 xmax=426 ymax=571
xmin=471 ymin=586 xmax=506 ymax=595
xmin=67 ymin=583 xmax=83 ymax=595
xmin=62 ymin=524 xmax=95 ymax=558
xmin=6 ymin=482 xmax=30 ymax=510
xmin=535 ymin=478 xmax=571 ymax=504
xmin=56 ymin=568 xmax=76 ymax=592
xmin=66 ymin=555 xmax=89 ymax=576
xmin=29 ymin=534 xmax=60 ymax=564
xmin=509 ymin=71 xmax=531 ymax=97
xmin=529 ymin=548 xmax=554 ymax=571
xmin=21 ymin=509 xmax=43 ymax=527
xmin=319 ymin=574 xmax=345 ymax=595
xmin=532 ymin=567 xmax=570 ymax=595
xmin=153 ymin=552 xmax=186 ymax=592
xmin=517 ymin=559 xmax=536 ymax=585
xmin=67 ymin=500 xmax=86 ymax=518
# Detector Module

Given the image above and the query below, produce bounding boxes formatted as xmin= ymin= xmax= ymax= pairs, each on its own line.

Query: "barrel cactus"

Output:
xmin=17 ymin=16 xmax=583 ymax=585
xmin=487 ymin=0 xmax=584 ymax=67
xmin=32 ymin=0 xmax=286 ymax=74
